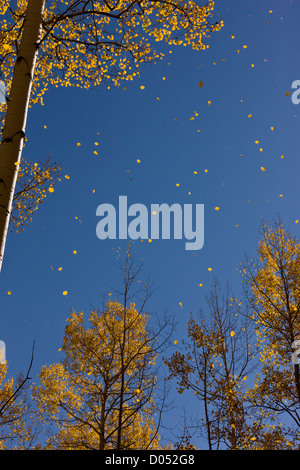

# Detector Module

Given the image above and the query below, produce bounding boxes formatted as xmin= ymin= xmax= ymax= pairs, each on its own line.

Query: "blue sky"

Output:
xmin=1 ymin=0 xmax=300 ymax=447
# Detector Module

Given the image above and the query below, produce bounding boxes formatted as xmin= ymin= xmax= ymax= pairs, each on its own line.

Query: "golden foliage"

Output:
xmin=0 ymin=0 xmax=223 ymax=118
xmin=33 ymin=301 xmax=161 ymax=449
xmin=11 ymin=156 xmax=61 ymax=232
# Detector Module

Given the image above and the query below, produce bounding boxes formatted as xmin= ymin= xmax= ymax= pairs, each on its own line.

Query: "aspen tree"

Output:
xmin=0 ymin=0 xmax=222 ymax=270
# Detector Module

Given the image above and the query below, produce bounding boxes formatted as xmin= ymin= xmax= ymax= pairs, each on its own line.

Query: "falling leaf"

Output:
xmin=58 ymin=267 xmax=62 ymax=271
xmin=140 ymin=85 xmax=145 ymax=90
xmin=208 ymin=267 xmax=212 ymax=271
xmin=48 ymin=187 xmax=54 ymax=193
xmin=65 ymin=175 xmax=70 ymax=179
xmin=230 ymin=331 xmax=235 ymax=337
xmin=73 ymin=250 xmax=77 ymax=254
xmin=174 ymin=340 xmax=178 ymax=345
xmin=179 ymin=302 xmax=183 ymax=307
xmin=62 ymin=291 xmax=68 ymax=296
xmin=208 ymin=100 xmax=211 ymax=106
xmin=260 ymin=167 xmax=266 ymax=172
xmin=215 ymin=206 xmax=220 ymax=211
xmin=137 ymin=159 xmax=141 ymax=163
xmin=198 ymin=80 xmax=203 ymax=88
xmin=7 ymin=291 xmax=11 ymax=295
xmin=77 ymin=142 xmax=81 ymax=146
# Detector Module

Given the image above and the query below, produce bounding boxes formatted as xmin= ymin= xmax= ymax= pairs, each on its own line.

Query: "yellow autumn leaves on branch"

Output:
xmin=0 ymin=0 xmax=223 ymax=113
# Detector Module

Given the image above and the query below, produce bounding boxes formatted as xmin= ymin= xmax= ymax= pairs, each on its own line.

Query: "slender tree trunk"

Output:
xmin=0 ymin=0 xmax=45 ymax=271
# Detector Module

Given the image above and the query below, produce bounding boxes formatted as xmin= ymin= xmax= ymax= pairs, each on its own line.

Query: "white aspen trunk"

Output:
xmin=0 ymin=0 xmax=46 ymax=271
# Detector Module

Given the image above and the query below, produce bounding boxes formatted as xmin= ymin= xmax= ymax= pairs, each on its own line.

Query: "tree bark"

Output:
xmin=0 ymin=0 xmax=45 ymax=271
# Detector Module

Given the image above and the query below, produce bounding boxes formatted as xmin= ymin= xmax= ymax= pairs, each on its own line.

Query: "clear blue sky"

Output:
xmin=1 ymin=0 xmax=299 ymax=447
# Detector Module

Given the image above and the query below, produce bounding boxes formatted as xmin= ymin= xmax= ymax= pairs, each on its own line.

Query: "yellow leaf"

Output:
xmin=230 ymin=331 xmax=235 ymax=337
xmin=62 ymin=291 xmax=68 ymax=296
